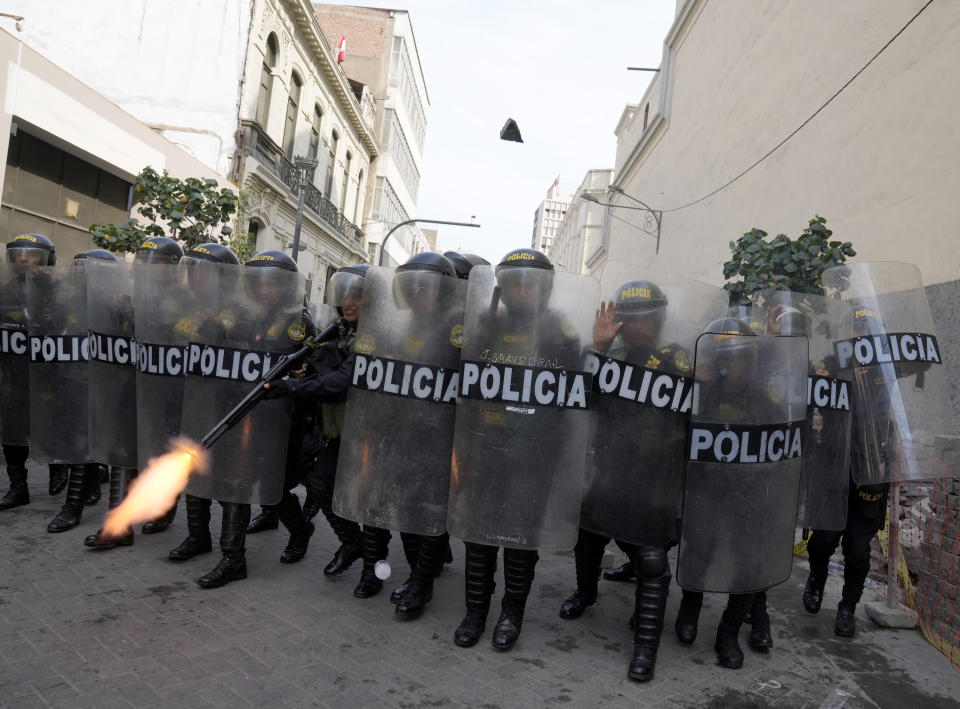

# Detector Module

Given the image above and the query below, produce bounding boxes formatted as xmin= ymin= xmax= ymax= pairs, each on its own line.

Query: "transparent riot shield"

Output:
xmin=677 ymin=333 xmax=808 ymax=593
xmin=822 ymin=262 xmax=957 ymax=483
xmin=26 ymin=266 xmax=89 ymax=464
xmin=334 ymin=266 xmax=467 ymax=534
xmin=579 ymin=263 xmax=727 ymax=545
xmin=0 ymin=263 xmax=31 ymax=445
xmin=447 ymin=265 xmax=599 ymax=551
xmin=134 ymin=264 xmax=189 ymax=469
xmin=87 ymin=260 xmax=137 ymax=468
xmin=753 ymin=290 xmax=851 ymax=531
xmin=180 ymin=262 xmax=305 ymax=505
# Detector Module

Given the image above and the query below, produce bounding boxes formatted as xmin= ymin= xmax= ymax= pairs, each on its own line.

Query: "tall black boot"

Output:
xmin=353 ymin=526 xmax=390 ymax=598
xmin=715 ymin=593 xmax=753 ymax=669
xmin=748 ymin=591 xmax=772 ymax=650
xmin=396 ymin=533 xmax=448 ymax=618
xmin=492 ymin=548 xmax=539 ymax=650
xmin=391 ymin=532 xmax=422 ymax=602
xmin=675 ymin=589 xmax=703 ymax=644
xmin=560 ymin=529 xmax=606 ymax=620
xmin=320 ymin=496 xmax=363 ymax=577
xmin=47 ymin=465 xmax=88 ymax=532
xmin=85 ymin=467 xmax=136 ymax=549
xmin=276 ymin=491 xmax=314 ymax=564
xmin=247 ymin=506 xmax=279 ymax=534
xmin=197 ymin=502 xmax=250 ymax=588
xmin=0 ymin=464 xmax=29 ymax=511
xmin=84 ymin=464 xmax=106 ymax=506
xmin=48 ymin=463 xmax=67 ymax=496
xmin=142 ymin=494 xmax=178 ymax=534
xmin=454 ymin=543 xmax=498 ymax=648
xmin=168 ymin=495 xmax=212 ymax=560
xmin=628 ymin=574 xmax=671 ymax=682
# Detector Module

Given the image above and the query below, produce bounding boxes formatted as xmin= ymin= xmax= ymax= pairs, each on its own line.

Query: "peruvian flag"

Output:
xmin=337 ymin=34 xmax=346 ymax=63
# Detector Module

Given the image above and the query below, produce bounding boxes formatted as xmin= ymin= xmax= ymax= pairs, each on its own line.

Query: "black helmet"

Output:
xmin=325 ymin=264 xmax=368 ymax=318
xmin=704 ymin=317 xmax=755 ymax=337
xmin=245 ymin=250 xmax=298 ymax=272
xmin=774 ymin=306 xmax=810 ymax=337
xmin=614 ymin=280 xmax=667 ymax=315
xmin=135 ymin=236 xmax=183 ymax=265
xmin=395 ymin=252 xmax=456 ymax=310
xmin=184 ymin=242 xmax=240 ymax=265
xmin=6 ymin=233 xmax=56 ymax=266
xmin=443 ymin=251 xmax=489 ymax=279
xmin=73 ymin=249 xmax=118 ymax=266
xmin=852 ymin=306 xmax=884 ymax=336
xmin=495 ymin=248 xmax=554 ymax=313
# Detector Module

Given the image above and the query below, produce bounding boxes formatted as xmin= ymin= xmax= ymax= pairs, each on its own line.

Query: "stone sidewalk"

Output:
xmin=1 ymin=478 xmax=958 ymax=708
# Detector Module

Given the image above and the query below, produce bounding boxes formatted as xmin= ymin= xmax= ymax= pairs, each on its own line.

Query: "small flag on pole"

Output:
xmin=337 ymin=34 xmax=347 ymax=63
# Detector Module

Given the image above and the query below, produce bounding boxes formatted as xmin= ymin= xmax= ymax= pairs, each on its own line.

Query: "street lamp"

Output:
xmin=290 ymin=155 xmax=319 ymax=263
xmin=580 ymin=189 xmax=662 ymax=253
xmin=377 ymin=218 xmax=481 ymax=267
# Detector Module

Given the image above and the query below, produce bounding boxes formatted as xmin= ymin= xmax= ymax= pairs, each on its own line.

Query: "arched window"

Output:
xmin=256 ymin=34 xmax=278 ymax=127
xmin=247 ymin=218 xmax=262 ymax=251
xmin=340 ymin=151 xmax=352 ymax=212
xmin=325 ymin=129 xmax=339 ymax=199
xmin=309 ymin=104 xmax=323 ymax=160
xmin=353 ymin=168 xmax=363 ymax=222
xmin=282 ymin=71 xmax=302 ymax=159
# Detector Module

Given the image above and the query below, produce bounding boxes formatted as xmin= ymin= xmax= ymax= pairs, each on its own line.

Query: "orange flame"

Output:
xmin=101 ymin=437 xmax=209 ymax=538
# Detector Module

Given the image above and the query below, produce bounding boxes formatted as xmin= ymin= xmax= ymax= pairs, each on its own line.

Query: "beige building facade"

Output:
xmin=550 ymin=169 xmax=611 ymax=275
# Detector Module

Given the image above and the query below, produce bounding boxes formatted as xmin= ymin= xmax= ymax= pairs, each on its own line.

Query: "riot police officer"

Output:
xmin=559 ymin=279 xmax=690 ymax=682
xmin=134 ymin=235 xmax=184 ymax=535
xmin=265 ymin=265 xmax=367 ymax=576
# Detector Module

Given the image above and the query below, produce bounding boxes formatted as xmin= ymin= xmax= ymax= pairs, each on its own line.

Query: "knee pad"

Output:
xmin=635 ymin=547 xmax=668 ymax=579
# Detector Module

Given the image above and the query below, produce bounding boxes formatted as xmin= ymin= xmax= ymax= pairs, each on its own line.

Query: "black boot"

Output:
xmin=603 ymin=561 xmax=637 ymax=583
xmin=835 ymin=599 xmax=857 ymax=637
xmin=492 ymin=549 xmax=538 ymax=651
xmin=142 ymin=496 xmax=178 ymax=534
xmin=168 ymin=495 xmax=212 ymax=561
xmin=303 ymin=489 xmax=321 ymax=521
xmin=396 ymin=534 xmax=447 ymax=619
xmin=48 ymin=464 xmax=68 ymax=496
xmin=0 ymin=464 xmax=29 ymax=511
xmin=319 ymin=491 xmax=363 ymax=576
xmin=84 ymin=464 xmax=105 ymax=506
xmin=560 ymin=529 xmax=605 ymax=619
xmin=197 ymin=503 xmax=249 ymax=589
xmin=85 ymin=468 xmax=136 ymax=549
xmin=247 ymin=507 xmax=279 ymax=534
xmin=803 ymin=572 xmax=825 ymax=614
xmin=748 ymin=591 xmax=772 ymax=650
xmin=715 ymin=594 xmax=752 ymax=669
xmin=628 ymin=573 xmax=671 ymax=682
xmin=392 ymin=532 xmax=422 ymax=602
xmin=276 ymin=492 xmax=314 ymax=564
xmin=675 ymin=589 xmax=703 ymax=644
xmin=353 ymin=526 xmax=390 ymax=598
xmin=47 ymin=465 xmax=88 ymax=532
xmin=454 ymin=543 xmax=498 ymax=648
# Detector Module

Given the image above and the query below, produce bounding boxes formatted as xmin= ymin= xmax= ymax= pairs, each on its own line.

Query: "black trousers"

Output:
xmin=807 ymin=509 xmax=883 ymax=605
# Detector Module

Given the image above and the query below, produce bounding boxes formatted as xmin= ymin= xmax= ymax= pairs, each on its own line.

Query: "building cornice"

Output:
xmin=284 ymin=0 xmax=379 ymax=158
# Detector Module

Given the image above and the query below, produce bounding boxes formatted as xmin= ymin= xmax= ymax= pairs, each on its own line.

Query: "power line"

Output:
xmin=656 ymin=0 xmax=934 ymax=214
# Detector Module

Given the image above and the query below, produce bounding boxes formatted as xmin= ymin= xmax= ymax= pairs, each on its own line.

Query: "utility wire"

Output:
xmin=656 ymin=0 xmax=934 ymax=214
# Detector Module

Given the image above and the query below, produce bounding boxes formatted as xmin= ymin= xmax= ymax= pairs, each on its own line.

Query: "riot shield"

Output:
xmin=26 ymin=266 xmax=89 ymax=464
xmin=87 ymin=260 xmax=137 ymax=468
xmin=334 ymin=266 xmax=467 ymax=534
xmin=579 ymin=263 xmax=727 ymax=545
xmin=0 ymin=263 xmax=31 ymax=445
xmin=677 ymin=332 xmax=807 ymax=593
xmin=753 ymin=290 xmax=851 ymax=531
xmin=180 ymin=261 xmax=305 ymax=505
xmin=134 ymin=264 xmax=189 ymax=469
xmin=446 ymin=265 xmax=599 ymax=550
xmin=822 ymin=261 xmax=957 ymax=483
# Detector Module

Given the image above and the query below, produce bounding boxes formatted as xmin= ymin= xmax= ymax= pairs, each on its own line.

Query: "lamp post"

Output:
xmin=377 ymin=218 xmax=481 ymax=267
xmin=581 ymin=189 xmax=662 ymax=253
xmin=290 ymin=155 xmax=319 ymax=263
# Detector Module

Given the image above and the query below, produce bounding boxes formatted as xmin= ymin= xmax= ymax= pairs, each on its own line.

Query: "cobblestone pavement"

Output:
xmin=1 ymin=475 xmax=959 ymax=708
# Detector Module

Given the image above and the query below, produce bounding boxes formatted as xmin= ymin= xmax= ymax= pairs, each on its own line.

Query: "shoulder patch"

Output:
xmin=287 ymin=320 xmax=306 ymax=342
xmin=814 ymin=362 xmax=829 ymax=376
xmin=355 ymin=333 xmax=376 ymax=355
xmin=674 ymin=350 xmax=691 ymax=372
xmin=218 ymin=309 xmax=236 ymax=330
xmin=450 ymin=323 xmax=464 ymax=349
xmin=645 ymin=354 xmax=661 ymax=370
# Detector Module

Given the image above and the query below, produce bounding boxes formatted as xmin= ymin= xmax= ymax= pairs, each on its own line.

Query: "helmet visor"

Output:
xmin=135 ymin=249 xmax=177 ymax=265
xmin=394 ymin=270 xmax=443 ymax=310
xmin=245 ymin=266 xmax=293 ymax=305
xmin=325 ymin=271 xmax=365 ymax=308
xmin=6 ymin=246 xmax=50 ymax=267
xmin=496 ymin=267 xmax=553 ymax=313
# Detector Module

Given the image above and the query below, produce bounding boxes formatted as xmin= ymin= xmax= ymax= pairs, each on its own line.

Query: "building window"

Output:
xmin=340 ymin=151 xmax=352 ymax=212
xmin=282 ymin=71 xmax=302 ymax=159
xmin=382 ymin=109 xmax=420 ymax=200
xmin=309 ymin=105 xmax=322 ymax=160
xmin=256 ymin=33 xmax=278 ymax=127
xmin=643 ymin=102 xmax=649 ymax=132
xmin=353 ymin=168 xmax=363 ymax=222
xmin=325 ymin=130 xmax=339 ymax=199
xmin=388 ymin=36 xmax=427 ymax=152
xmin=247 ymin=219 xmax=262 ymax=251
